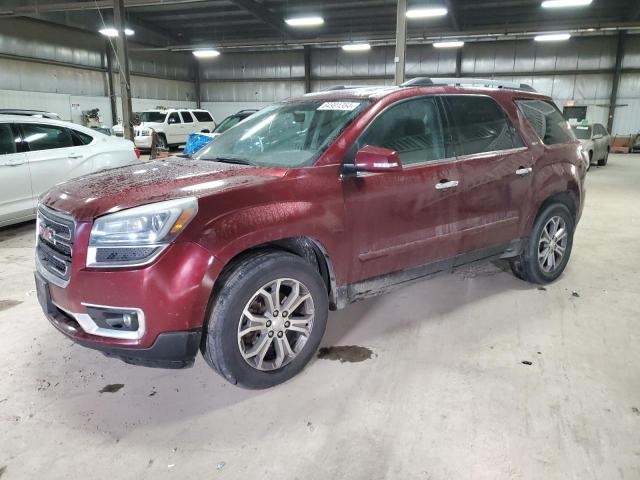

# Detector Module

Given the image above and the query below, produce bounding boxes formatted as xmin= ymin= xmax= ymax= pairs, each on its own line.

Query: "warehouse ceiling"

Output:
xmin=2 ymin=0 xmax=640 ymax=49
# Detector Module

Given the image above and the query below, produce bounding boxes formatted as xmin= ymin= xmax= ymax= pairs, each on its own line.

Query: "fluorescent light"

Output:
xmin=433 ymin=40 xmax=464 ymax=48
xmin=193 ymin=49 xmax=220 ymax=58
xmin=406 ymin=7 xmax=448 ymax=18
xmin=99 ymin=28 xmax=118 ymax=37
xmin=534 ymin=33 xmax=572 ymax=42
xmin=541 ymin=0 xmax=592 ymax=8
xmin=285 ymin=16 xmax=324 ymax=27
xmin=342 ymin=43 xmax=371 ymax=52
xmin=99 ymin=27 xmax=134 ymax=37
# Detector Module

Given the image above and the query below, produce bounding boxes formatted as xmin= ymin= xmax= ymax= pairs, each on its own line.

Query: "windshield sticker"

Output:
xmin=576 ymin=126 xmax=589 ymax=130
xmin=317 ymin=102 xmax=360 ymax=111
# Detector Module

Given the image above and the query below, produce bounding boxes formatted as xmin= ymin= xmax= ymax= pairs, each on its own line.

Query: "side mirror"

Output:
xmin=592 ymin=134 xmax=602 ymax=140
xmin=345 ymin=146 xmax=402 ymax=176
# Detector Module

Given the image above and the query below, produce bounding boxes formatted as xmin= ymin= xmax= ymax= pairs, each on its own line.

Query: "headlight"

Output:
xmin=87 ymin=197 xmax=198 ymax=267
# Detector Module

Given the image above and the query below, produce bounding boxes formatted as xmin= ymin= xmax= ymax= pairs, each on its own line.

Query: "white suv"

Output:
xmin=113 ymin=109 xmax=216 ymax=150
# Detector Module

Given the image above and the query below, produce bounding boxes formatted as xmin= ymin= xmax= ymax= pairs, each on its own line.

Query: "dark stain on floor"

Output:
xmin=0 ymin=465 xmax=6 ymax=478
xmin=99 ymin=384 xmax=124 ymax=393
xmin=0 ymin=300 xmax=22 ymax=312
xmin=317 ymin=345 xmax=374 ymax=363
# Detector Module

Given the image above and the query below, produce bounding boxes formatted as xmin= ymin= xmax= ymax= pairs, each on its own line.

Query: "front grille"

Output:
xmin=36 ymin=205 xmax=75 ymax=286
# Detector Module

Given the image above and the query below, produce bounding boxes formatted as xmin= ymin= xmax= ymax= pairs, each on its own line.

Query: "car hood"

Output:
xmin=41 ymin=157 xmax=287 ymax=222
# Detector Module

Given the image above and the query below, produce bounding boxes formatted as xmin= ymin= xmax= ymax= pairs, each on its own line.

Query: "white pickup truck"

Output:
xmin=113 ymin=108 xmax=216 ymax=149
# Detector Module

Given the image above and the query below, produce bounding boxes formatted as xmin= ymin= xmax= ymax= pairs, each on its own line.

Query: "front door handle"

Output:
xmin=2 ymin=159 xmax=26 ymax=167
xmin=68 ymin=153 xmax=84 ymax=159
xmin=435 ymin=180 xmax=459 ymax=190
xmin=516 ymin=167 xmax=533 ymax=176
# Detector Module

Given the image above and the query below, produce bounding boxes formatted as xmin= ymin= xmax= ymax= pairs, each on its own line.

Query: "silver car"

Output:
xmin=571 ymin=123 xmax=610 ymax=169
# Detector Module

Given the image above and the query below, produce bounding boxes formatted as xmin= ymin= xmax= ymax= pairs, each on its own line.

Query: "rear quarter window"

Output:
xmin=71 ymin=129 xmax=94 ymax=146
xmin=516 ymin=99 xmax=575 ymax=145
xmin=193 ymin=111 xmax=214 ymax=122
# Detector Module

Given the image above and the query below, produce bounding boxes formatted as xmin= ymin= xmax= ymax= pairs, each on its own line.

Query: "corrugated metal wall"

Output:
xmin=1 ymin=17 xmax=639 ymax=134
xmin=0 ymin=18 xmax=196 ymax=126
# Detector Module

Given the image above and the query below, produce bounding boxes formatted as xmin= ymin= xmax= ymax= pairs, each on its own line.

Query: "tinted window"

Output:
xmin=572 ymin=125 xmax=592 ymax=140
xmin=445 ymin=96 xmax=522 ymax=156
xmin=0 ymin=123 xmax=17 ymax=155
xmin=140 ymin=112 xmax=167 ymax=123
xmin=594 ymin=124 xmax=607 ymax=136
xmin=180 ymin=112 xmax=194 ymax=123
xmin=168 ymin=112 xmax=181 ymax=124
xmin=71 ymin=129 xmax=94 ymax=146
xmin=21 ymin=123 xmax=73 ymax=151
xmin=193 ymin=111 xmax=214 ymax=122
xmin=214 ymin=115 xmax=243 ymax=134
xmin=516 ymin=100 xmax=574 ymax=145
xmin=359 ymin=97 xmax=446 ymax=165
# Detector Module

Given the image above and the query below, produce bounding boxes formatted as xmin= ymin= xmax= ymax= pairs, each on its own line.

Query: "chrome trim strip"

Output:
xmin=86 ymin=244 xmax=169 ymax=268
xmin=53 ymin=301 xmax=146 ymax=341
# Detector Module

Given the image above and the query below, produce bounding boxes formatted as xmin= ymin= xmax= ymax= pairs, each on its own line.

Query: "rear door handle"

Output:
xmin=516 ymin=167 xmax=533 ymax=176
xmin=435 ymin=180 xmax=459 ymax=190
xmin=68 ymin=153 xmax=84 ymax=159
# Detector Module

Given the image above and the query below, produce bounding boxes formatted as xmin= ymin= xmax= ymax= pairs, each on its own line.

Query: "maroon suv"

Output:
xmin=35 ymin=78 xmax=586 ymax=388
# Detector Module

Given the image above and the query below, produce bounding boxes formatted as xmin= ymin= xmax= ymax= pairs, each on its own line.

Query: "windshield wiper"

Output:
xmin=209 ymin=156 xmax=254 ymax=166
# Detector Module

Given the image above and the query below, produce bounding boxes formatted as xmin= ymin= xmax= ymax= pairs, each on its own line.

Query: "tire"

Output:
xmin=201 ymin=251 xmax=328 ymax=389
xmin=598 ymin=148 xmax=609 ymax=166
xmin=510 ymin=203 xmax=575 ymax=284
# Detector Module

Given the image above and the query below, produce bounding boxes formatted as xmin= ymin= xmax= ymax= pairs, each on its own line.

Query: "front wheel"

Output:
xmin=510 ymin=203 xmax=575 ymax=284
xmin=201 ymin=251 xmax=328 ymax=389
xmin=598 ymin=148 xmax=609 ymax=166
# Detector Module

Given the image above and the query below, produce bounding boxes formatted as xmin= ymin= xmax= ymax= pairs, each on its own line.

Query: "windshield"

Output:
xmin=195 ymin=99 xmax=371 ymax=168
xmin=572 ymin=125 xmax=592 ymax=140
xmin=213 ymin=115 xmax=244 ymax=134
xmin=140 ymin=111 xmax=167 ymax=123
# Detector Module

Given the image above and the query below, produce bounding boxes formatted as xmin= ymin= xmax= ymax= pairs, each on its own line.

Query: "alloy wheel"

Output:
xmin=237 ymin=278 xmax=315 ymax=371
xmin=538 ymin=216 xmax=568 ymax=273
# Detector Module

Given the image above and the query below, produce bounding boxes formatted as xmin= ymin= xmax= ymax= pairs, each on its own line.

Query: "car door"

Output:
xmin=180 ymin=111 xmax=195 ymax=142
xmin=0 ymin=122 xmax=33 ymax=225
xmin=19 ymin=122 xmax=92 ymax=199
xmin=166 ymin=112 xmax=183 ymax=144
xmin=342 ymin=96 xmax=466 ymax=282
xmin=593 ymin=124 xmax=608 ymax=160
xmin=442 ymin=95 xmax=532 ymax=256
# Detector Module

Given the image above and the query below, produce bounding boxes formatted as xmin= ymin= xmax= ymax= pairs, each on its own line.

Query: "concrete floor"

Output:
xmin=1 ymin=155 xmax=639 ymax=480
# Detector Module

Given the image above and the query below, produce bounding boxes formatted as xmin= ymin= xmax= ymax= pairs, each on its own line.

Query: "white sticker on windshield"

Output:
xmin=576 ymin=126 xmax=589 ymax=130
xmin=317 ymin=102 xmax=360 ymax=111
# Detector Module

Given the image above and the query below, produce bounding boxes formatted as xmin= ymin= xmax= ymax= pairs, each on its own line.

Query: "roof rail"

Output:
xmin=323 ymin=85 xmax=373 ymax=91
xmin=401 ymin=77 xmax=536 ymax=92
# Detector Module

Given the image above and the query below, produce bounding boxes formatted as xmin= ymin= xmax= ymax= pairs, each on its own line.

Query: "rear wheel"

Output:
xmin=510 ymin=203 xmax=574 ymax=284
xmin=201 ymin=251 xmax=328 ymax=389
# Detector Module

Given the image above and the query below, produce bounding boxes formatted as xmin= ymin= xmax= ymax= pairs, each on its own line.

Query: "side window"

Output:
xmin=516 ymin=99 xmax=574 ymax=145
xmin=0 ymin=123 xmax=17 ymax=155
xmin=594 ymin=124 xmax=607 ymax=137
xmin=168 ymin=112 xmax=181 ymax=124
xmin=180 ymin=112 xmax=194 ymax=123
xmin=445 ymin=96 xmax=522 ymax=156
xmin=70 ymin=129 xmax=94 ymax=146
xmin=20 ymin=123 xmax=73 ymax=151
xmin=358 ymin=97 xmax=446 ymax=165
xmin=193 ymin=111 xmax=214 ymax=122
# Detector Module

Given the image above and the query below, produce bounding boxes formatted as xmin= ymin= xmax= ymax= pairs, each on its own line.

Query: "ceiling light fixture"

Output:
xmin=342 ymin=43 xmax=372 ymax=52
xmin=285 ymin=16 xmax=324 ymax=27
xmin=534 ymin=33 xmax=572 ymax=41
xmin=433 ymin=40 xmax=464 ymax=48
xmin=193 ymin=49 xmax=221 ymax=58
xmin=541 ymin=0 xmax=592 ymax=8
xmin=406 ymin=7 xmax=448 ymax=18
xmin=99 ymin=27 xmax=134 ymax=37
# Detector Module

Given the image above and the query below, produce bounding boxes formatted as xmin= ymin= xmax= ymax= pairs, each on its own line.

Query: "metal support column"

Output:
xmin=608 ymin=31 xmax=626 ymax=133
xmin=455 ymin=48 xmax=462 ymax=78
xmin=104 ymin=40 xmax=118 ymax=127
xmin=113 ymin=0 xmax=133 ymax=140
xmin=394 ymin=0 xmax=407 ymax=85
xmin=194 ymin=60 xmax=202 ymax=108
xmin=304 ymin=46 xmax=311 ymax=93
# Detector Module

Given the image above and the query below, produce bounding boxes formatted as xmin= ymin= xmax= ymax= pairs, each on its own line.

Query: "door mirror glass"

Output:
xmin=351 ymin=145 xmax=402 ymax=174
